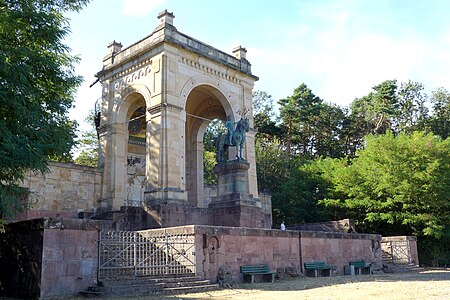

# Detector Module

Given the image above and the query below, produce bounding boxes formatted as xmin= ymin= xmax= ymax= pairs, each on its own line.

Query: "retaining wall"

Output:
xmin=1 ymin=222 xmax=383 ymax=298
xmin=192 ymin=225 xmax=382 ymax=282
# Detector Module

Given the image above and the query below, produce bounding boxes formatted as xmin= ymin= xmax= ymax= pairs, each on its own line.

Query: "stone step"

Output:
xmin=383 ymin=263 xmax=421 ymax=273
xmin=153 ymin=279 xmax=211 ymax=288
xmin=78 ymin=284 xmax=107 ymax=298
xmin=102 ymin=275 xmax=202 ymax=286
xmin=162 ymin=283 xmax=220 ymax=294
xmin=98 ymin=275 xmax=219 ymax=297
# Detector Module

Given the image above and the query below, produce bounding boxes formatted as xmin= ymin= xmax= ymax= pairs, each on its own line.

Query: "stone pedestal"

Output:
xmin=209 ymin=160 xmax=263 ymax=228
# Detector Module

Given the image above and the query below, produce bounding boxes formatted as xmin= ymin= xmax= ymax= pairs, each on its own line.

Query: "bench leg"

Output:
xmin=250 ymin=274 xmax=255 ymax=284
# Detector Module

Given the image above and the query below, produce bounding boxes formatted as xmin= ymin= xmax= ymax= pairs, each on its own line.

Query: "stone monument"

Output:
xmin=93 ymin=10 xmax=270 ymax=228
xmin=15 ymin=9 xmax=272 ymax=229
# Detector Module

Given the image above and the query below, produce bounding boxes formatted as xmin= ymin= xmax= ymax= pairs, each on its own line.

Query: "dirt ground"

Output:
xmin=115 ymin=268 xmax=450 ymax=300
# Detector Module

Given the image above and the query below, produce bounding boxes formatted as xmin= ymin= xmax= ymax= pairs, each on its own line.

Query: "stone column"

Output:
xmin=97 ymin=122 xmax=127 ymax=210
xmin=145 ymin=103 xmax=187 ymax=204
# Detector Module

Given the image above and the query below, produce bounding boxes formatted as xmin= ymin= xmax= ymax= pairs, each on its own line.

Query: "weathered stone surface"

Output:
xmin=217 ymin=265 xmax=235 ymax=288
xmin=17 ymin=162 xmax=102 ymax=221
xmin=97 ymin=10 xmax=259 ymax=211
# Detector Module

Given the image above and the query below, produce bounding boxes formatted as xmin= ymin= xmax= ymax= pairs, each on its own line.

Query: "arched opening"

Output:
xmin=125 ymin=94 xmax=146 ymax=207
xmin=185 ymin=85 xmax=229 ymax=207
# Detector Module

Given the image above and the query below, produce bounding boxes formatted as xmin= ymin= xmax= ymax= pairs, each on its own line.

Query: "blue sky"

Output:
xmin=66 ymin=0 xmax=450 ymax=131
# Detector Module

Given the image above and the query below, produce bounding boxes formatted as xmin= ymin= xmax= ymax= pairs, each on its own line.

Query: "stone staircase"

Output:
xmin=382 ymin=263 xmax=423 ymax=273
xmin=80 ymin=275 xmax=219 ymax=297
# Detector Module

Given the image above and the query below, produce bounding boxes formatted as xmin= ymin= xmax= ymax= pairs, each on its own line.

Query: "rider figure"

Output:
xmin=225 ymin=115 xmax=237 ymax=145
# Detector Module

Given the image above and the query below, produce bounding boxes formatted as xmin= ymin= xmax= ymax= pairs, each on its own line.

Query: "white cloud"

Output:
xmin=121 ymin=0 xmax=166 ymax=17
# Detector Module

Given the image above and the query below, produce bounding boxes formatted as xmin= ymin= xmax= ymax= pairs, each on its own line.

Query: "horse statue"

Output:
xmin=216 ymin=116 xmax=250 ymax=163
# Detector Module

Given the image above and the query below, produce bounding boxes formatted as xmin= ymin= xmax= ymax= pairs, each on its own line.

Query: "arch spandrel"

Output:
xmin=112 ymin=84 xmax=152 ymax=125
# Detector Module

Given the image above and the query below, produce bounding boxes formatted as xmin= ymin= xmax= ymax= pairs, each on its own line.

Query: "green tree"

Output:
xmin=396 ymin=80 xmax=429 ymax=134
xmin=320 ymin=132 xmax=450 ymax=238
xmin=0 ymin=0 xmax=89 ymax=217
xmin=272 ymin=160 xmax=332 ymax=225
xmin=314 ymin=102 xmax=346 ymax=158
xmin=74 ymin=110 xmax=98 ymax=167
xmin=279 ymin=84 xmax=324 ymax=158
xmin=279 ymin=84 xmax=346 ymax=159
xmin=203 ymin=119 xmax=226 ymax=184
xmin=430 ymin=87 xmax=450 ymax=140
xmin=369 ymin=80 xmax=398 ymax=134
xmin=252 ymin=90 xmax=281 ymax=140
xmin=255 ymin=138 xmax=292 ymax=193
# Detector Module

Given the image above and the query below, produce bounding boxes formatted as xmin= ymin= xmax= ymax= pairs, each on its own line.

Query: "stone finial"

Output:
xmin=158 ymin=9 xmax=175 ymax=26
xmin=107 ymin=40 xmax=123 ymax=54
xmin=103 ymin=40 xmax=123 ymax=67
xmin=232 ymin=46 xmax=247 ymax=60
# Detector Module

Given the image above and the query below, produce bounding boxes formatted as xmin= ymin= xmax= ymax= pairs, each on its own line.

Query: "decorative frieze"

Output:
xmin=113 ymin=61 xmax=152 ymax=92
xmin=181 ymin=57 xmax=241 ymax=84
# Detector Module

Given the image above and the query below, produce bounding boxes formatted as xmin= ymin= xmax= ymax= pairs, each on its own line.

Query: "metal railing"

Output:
xmin=98 ymin=229 xmax=196 ymax=279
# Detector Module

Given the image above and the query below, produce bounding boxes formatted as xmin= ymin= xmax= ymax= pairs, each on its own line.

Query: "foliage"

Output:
xmin=203 ymin=150 xmax=217 ymax=184
xmin=272 ymin=160 xmax=333 ymax=225
xmin=74 ymin=110 xmax=98 ymax=167
xmin=0 ymin=0 xmax=89 ymax=217
xmin=417 ymin=226 xmax=450 ymax=266
xmin=279 ymin=84 xmax=323 ymax=157
xmin=395 ymin=80 xmax=428 ymax=133
xmin=319 ymin=132 xmax=450 ymax=238
xmin=252 ymin=91 xmax=281 ymax=140
xmin=278 ymin=84 xmax=346 ymax=160
xmin=430 ymin=87 xmax=450 ymax=140
xmin=202 ymin=119 xmax=226 ymax=184
xmin=255 ymin=138 xmax=293 ymax=193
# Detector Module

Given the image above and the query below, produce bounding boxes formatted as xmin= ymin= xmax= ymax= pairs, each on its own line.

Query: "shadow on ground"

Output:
xmin=160 ymin=268 xmax=450 ymax=299
xmin=100 ymin=268 xmax=450 ymax=300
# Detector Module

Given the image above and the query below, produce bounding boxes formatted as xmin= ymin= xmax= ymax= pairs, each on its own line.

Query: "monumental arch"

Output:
xmin=95 ymin=10 xmax=263 ymax=226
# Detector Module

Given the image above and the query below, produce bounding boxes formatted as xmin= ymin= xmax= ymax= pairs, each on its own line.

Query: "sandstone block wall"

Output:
xmin=0 ymin=218 xmax=101 ymax=299
xmin=193 ymin=226 xmax=382 ymax=282
xmin=40 ymin=229 xmax=98 ymax=298
xmin=300 ymin=231 xmax=382 ymax=274
xmin=17 ymin=162 xmax=102 ymax=220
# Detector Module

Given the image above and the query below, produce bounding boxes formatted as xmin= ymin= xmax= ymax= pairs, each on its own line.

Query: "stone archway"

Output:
xmin=95 ymin=10 xmax=266 ymax=227
xmin=184 ymin=85 xmax=229 ymax=207
xmin=97 ymin=89 xmax=150 ymax=210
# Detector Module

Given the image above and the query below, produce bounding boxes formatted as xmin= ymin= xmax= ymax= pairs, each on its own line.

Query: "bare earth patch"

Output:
xmin=113 ymin=269 xmax=450 ymax=300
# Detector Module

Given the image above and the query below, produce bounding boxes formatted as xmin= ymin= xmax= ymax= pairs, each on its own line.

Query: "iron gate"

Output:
xmin=98 ymin=229 xmax=196 ymax=279
xmin=382 ymin=240 xmax=411 ymax=264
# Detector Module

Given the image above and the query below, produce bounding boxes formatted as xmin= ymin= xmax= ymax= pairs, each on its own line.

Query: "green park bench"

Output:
xmin=303 ymin=261 xmax=332 ymax=277
xmin=240 ymin=264 xmax=276 ymax=283
xmin=349 ymin=260 xmax=371 ymax=275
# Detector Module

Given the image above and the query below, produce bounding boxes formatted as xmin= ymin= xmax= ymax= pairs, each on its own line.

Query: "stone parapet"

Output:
xmin=98 ymin=12 xmax=256 ymax=80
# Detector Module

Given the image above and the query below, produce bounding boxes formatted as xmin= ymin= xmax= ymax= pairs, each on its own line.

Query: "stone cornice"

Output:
xmin=147 ymin=103 xmax=183 ymax=115
xmin=213 ymin=160 xmax=250 ymax=175
xmin=96 ymin=22 xmax=258 ymax=82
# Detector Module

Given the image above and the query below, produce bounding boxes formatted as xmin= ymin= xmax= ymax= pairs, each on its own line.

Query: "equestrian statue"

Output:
xmin=216 ymin=113 xmax=250 ymax=163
